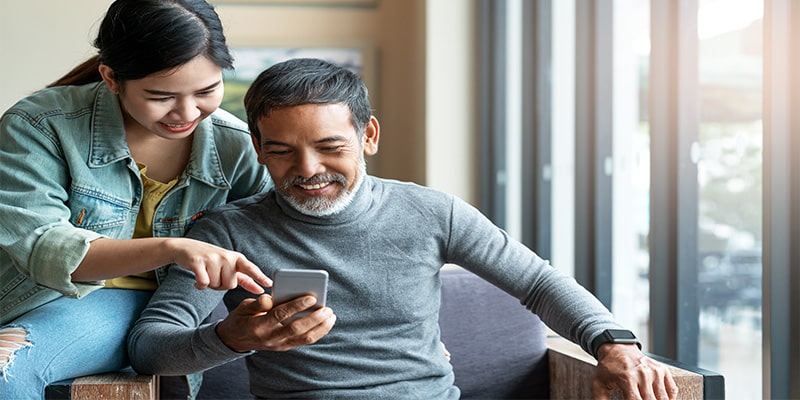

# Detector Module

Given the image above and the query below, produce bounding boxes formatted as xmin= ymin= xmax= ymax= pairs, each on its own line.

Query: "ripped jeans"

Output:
xmin=0 ymin=288 xmax=151 ymax=399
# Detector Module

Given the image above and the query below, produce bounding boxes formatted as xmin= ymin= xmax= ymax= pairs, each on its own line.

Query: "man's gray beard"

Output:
xmin=281 ymin=158 xmax=367 ymax=217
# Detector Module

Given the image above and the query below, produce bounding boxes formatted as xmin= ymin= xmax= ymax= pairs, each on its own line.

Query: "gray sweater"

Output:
xmin=128 ymin=176 xmax=622 ymax=399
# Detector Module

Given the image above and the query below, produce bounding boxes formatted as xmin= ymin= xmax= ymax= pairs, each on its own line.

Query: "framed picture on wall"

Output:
xmin=220 ymin=40 xmax=378 ymax=122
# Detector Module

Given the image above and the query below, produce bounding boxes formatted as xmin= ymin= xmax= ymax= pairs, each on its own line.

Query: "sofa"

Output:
xmin=48 ymin=267 xmax=724 ymax=399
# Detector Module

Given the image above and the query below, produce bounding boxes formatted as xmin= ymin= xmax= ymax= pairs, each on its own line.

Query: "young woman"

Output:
xmin=0 ymin=1 xmax=272 ymax=397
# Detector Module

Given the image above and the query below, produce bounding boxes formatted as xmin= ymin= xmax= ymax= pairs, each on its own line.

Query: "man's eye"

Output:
xmin=267 ymin=150 xmax=290 ymax=155
xmin=149 ymin=97 xmax=173 ymax=102
xmin=197 ymin=90 xmax=216 ymax=97
xmin=321 ymin=145 xmax=344 ymax=152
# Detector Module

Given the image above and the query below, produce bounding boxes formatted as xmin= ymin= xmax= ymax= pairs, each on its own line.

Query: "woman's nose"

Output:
xmin=171 ymin=97 xmax=201 ymax=121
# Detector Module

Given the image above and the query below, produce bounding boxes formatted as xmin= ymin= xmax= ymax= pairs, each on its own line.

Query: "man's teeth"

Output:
xmin=300 ymin=182 xmax=328 ymax=190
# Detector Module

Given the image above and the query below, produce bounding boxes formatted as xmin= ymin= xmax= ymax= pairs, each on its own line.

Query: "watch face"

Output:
xmin=592 ymin=329 xmax=641 ymax=358
xmin=607 ymin=329 xmax=637 ymax=340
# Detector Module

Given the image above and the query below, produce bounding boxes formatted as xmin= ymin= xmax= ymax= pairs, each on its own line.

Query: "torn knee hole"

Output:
xmin=0 ymin=327 xmax=32 ymax=363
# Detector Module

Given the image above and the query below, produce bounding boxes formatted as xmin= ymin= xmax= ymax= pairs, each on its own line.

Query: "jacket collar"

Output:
xmin=87 ymin=83 xmax=230 ymax=189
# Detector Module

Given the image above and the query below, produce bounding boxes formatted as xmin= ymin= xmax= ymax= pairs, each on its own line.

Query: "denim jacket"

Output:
xmin=0 ymin=82 xmax=271 ymax=324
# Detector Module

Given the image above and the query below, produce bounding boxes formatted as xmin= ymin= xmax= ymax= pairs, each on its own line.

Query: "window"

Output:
xmin=696 ymin=0 xmax=763 ymax=397
xmin=611 ymin=0 xmax=651 ymax=347
xmin=478 ymin=0 xmax=799 ymax=398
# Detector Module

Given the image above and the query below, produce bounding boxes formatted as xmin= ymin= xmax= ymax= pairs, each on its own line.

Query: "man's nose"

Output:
xmin=295 ymin=150 xmax=325 ymax=177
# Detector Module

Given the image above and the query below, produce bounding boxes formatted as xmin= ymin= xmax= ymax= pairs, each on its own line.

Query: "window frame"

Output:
xmin=648 ymin=0 xmax=701 ymax=364
xmin=762 ymin=0 xmax=800 ymax=397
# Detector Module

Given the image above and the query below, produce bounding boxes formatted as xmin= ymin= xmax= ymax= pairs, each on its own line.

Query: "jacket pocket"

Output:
xmin=68 ymin=185 xmax=131 ymax=232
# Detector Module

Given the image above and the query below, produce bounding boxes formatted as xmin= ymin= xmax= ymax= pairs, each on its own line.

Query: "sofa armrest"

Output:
xmin=45 ymin=371 xmax=158 ymax=400
xmin=546 ymin=335 xmax=724 ymax=400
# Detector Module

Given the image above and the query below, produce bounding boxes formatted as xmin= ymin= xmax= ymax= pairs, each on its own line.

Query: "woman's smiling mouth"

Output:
xmin=160 ymin=121 xmax=195 ymax=133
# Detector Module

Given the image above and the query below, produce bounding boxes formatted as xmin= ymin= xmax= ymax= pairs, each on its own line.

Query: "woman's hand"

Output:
xmin=165 ymin=237 xmax=272 ymax=294
xmin=73 ymin=237 xmax=271 ymax=294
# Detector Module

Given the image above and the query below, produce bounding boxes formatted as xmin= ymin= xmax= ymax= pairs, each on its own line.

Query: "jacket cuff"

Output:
xmin=29 ymin=225 xmax=106 ymax=297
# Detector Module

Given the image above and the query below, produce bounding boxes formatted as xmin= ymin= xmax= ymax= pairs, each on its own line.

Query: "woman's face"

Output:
xmin=102 ymin=56 xmax=225 ymax=140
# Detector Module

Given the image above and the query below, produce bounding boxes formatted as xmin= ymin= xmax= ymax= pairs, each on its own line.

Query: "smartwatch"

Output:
xmin=590 ymin=329 xmax=642 ymax=358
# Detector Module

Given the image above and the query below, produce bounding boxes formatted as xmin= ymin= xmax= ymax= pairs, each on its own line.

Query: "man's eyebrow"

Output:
xmin=262 ymin=136 xmax=349 ymax=147
xmin=317 ymin=136 xmax=348 ymax=144
xmin=143 ymin=80 xmax=222 ymax=96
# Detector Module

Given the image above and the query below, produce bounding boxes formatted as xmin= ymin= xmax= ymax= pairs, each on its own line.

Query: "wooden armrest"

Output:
xmin=547 ymin=335 xmax=725 ymax=399
xmin=45 ymin=371 xmax=159 ymax=400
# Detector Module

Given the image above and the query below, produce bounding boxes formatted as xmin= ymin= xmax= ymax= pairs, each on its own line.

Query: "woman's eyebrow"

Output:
xmin=143 ymin=80 xmax=222 ymax=96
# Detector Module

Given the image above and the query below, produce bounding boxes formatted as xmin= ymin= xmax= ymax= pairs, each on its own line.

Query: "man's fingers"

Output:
xmin=272 ymin=307 xmax=336 ymax=350
xmin=592 ymin=376 xmax=645 ymax=400
xmin=591 ymin=377 xmax=613 ymax=400
xmin=659 ymin=371 xmax=679 ymax=400
xmin=294 ymin=309 xmax=336 ymax=345
xmin=269 ymin=296 xmax=317 ymax=324
xmin=652 ymin=379 xmax=670 ymax=400
xmin=237 ymin=294 xmax=273 ymax=315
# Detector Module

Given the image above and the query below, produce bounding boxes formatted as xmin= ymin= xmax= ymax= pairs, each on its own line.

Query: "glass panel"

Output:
xmin=611 ymin=0 xmax=651 ymax=348
xmin=696 ymin=1 xmax=763 ymax=398
xmin=551 ymin=0 xmax=576 ymax=276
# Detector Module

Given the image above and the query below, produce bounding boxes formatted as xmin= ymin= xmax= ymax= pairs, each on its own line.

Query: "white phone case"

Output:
xmin=272 ymin=269 xmax=329 ymax=320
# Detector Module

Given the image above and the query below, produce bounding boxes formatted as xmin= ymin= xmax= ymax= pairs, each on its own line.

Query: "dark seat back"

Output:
xmin=439 ymin=267 xmax=550 ymax=399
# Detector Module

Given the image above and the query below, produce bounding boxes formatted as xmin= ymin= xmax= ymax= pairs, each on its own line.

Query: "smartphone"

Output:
xmin=272 ymin=269 xmax=329 ymax=320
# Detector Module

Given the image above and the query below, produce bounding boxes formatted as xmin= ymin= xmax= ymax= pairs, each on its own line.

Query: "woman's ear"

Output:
xmin=362 ymin=116 xmax=380 ymax=156
xmin=98 ymin=64 xmax=120 ymax=94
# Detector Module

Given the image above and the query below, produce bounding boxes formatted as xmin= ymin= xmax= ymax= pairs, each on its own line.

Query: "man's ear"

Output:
xmin=250 ymin=133 xmax=266 ymax=164
xmin=362 ymin=116 xmax=380 ymax=156
xmin=98 ymin=64 xmax=120 ymax=94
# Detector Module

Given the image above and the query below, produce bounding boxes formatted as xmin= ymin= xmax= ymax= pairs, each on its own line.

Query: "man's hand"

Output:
xmin=592 ymin=343 xmax=679 ymax=400
xmin=216 ymin=294 xmax=336 ymax=353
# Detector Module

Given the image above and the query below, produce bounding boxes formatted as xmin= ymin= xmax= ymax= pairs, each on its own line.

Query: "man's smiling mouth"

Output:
xmin=298 ymin=182 xmax=331 ymax=190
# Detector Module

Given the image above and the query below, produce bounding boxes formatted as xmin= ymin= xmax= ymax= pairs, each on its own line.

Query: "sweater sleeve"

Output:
xmin=128 ymin=218 xmax=248 ymax=375
xmin=445 ymin=195 xmax=624 ymax=357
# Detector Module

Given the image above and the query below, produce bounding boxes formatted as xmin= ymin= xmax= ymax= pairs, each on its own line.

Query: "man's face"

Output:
xmin=252 ymin=103 xmax=379 ymax=216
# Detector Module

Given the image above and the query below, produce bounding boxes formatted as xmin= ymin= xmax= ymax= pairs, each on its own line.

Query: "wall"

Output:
xmin=0 ymin=0 xmax=476 ymax=204
xmin=0 ymin=0 xmax=108 ymax=109
xmin=425 ymin=0 xmax=476 ymax=203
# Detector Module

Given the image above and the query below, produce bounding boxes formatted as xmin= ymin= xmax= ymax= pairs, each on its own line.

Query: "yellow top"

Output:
xmin=104 ymin=164 xmax=178 ymax=290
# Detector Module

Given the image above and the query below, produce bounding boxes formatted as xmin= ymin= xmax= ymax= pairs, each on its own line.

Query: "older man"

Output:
xmin=129 ymin=58 xmax=677 ymax=400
